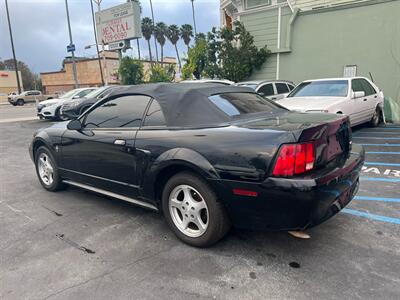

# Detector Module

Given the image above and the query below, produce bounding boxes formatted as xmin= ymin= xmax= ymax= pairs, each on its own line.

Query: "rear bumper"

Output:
xmin=212 ymin=144 xmax=365 ymax=230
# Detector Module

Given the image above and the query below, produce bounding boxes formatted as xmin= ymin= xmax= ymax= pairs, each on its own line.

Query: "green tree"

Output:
xmin=181 ymin=37 xmax=208 ymax=80
xmin=166 ymin=24 xmax=182 ymax=70
xmin=154 ymin=22 xmax=167 ymax=66
xmin=180 ymin=24 xmax=193 ymax=53
xmin=118 ymin=57 xmax=144 ymax=85
xmin=182 ymin=22 xmax=269 ymax=81
xmin=148 ymin=63 xmax=175 ymax=83
xmin=141 ymin=17 xmax=154 ymax=63
xmin=216 ymin=21 xmax=269 ymax=82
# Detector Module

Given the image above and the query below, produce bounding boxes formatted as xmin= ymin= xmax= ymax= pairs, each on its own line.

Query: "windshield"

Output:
xmin=209 ymin=93 xmax=284 ymax=117
xmin=288 ymin=80 xmax=349 ymax=97
xmin=236 ymin=84 xmax=257 ymax=90
xmin=83 ymin=86 xmax=108 ymax=99
xmin=60 ymin=89 xmax=79 ymax=99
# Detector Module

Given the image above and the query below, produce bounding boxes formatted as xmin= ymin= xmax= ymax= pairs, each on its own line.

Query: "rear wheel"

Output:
xmin=34 ymin=146 xmax=65 ymax=191
xmin=162 ymin=172 xmax=230 ymax=247
xmin=17 ymin=99 xmax=24 ymax=106
xmin=370 ymin=107 xmax=382 ymax=127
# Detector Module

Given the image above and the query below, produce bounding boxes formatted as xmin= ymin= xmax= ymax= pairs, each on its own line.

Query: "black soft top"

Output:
xmin=108 ymin=83 xmax=256 ymax=127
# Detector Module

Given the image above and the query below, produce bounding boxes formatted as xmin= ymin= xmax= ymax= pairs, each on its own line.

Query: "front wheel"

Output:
xmin=34 ymin=146 xmax=65 ymax=191
xmin=55 ymin=107 xmax=69 ymax=121
xmin=16 ymin=99 xmax=24 ymax=106
xmin=370 ymin=107 xmax=382 ymax=127
xmin=162 ymin=172 xmax=231 ymax=247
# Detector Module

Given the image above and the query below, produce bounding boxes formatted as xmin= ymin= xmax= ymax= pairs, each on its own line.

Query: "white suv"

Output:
xmin=236 ymin=80 xmax=295 ymax=101
xmin=277 ymin=77 xmax=384 ymax=127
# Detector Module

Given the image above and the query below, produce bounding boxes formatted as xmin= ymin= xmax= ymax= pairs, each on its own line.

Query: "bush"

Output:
xmin=148 ymin=64 xmax=175 ymax=83
xmin=118 ymin=57 xmax=144 ymax=85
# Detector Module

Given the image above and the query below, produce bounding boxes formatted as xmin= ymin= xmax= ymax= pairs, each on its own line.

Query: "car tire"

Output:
xmin=162 ymin=172 xmax=231 ymax=247
xmin=370 ymin=107 xmax=382 ymax=127
xmin=17 ymin=99 xmax=24 ymax=106
xmin=34 ymin=146 xmax=65 ymax=191
xmin=55 ymin=107 xmax=68 ymax=121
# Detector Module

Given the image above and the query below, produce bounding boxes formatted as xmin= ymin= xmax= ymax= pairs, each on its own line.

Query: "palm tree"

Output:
xmin=154 ymin=22 xmax=167 ymax=65
xmin=166 ymin=24 xmax=181 ymax=70
xmin=180 ymin=24 xmax=193 ymax=53
xmin=141 ymin=17 xmax=153 ymax=63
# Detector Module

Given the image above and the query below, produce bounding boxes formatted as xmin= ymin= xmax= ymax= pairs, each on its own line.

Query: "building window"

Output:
xmin=246 ymin=0 xmax=271 ymax=9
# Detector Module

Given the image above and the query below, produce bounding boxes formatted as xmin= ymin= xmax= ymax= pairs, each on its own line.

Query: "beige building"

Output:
xmin=41 ymin=51 xmax=120 ymax=94
xmin=41 ymin=52 xmax=178 ymax=94
xmin=0 ymin=70 xmax=23 ymax=94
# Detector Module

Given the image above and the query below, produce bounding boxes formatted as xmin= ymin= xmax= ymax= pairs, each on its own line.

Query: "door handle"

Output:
xmin=363 ymin=98 xmax=367 ymax=101
xmin=114 ymin=139 xmax=126 ymax=146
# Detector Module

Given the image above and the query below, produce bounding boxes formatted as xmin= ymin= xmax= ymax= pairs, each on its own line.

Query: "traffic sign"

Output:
xmin=67 ymin=44 xmax=75 ymax=52
xmin=108 ymin=41 xmax=125 ymax=51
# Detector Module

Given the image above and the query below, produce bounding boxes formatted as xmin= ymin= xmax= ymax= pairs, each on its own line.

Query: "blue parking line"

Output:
xmin=360 ymin=177 xmax=400 ymax=183
xmin=366 ymin=152 xmax=400 ymax=155
xmin=354 ymin=196 xmax=400 ymax=203
xmin=361 ymin=144 xmax=400 ymax=146
xmin=353 ymin=137 xmax=400 ymax=140
xmin=364 ymin=162 xmax=400 ymax=167
xmin=343 ymin=208 xmax=400 ymax=225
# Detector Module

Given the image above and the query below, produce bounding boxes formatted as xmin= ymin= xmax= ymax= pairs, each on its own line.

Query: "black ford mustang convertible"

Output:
xmin=30 ymin=83 xmax=364 ymax=247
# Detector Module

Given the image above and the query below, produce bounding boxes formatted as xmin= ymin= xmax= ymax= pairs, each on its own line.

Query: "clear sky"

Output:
xmin=0 ymin=0 xmax=220 ymax=73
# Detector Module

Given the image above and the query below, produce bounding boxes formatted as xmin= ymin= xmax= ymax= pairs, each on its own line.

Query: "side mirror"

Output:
xmin=72 ymin=95 xmax=80 ymax=99
xmin=67 ymin=119 xmax=82 ymax=130
xmin=353 ymin=91 xmax=365 ymax=99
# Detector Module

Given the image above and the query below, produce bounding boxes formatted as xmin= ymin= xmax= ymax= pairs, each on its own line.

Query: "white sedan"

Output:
xmin=276 ymin=77 xmax=384 ymax=127
xmin=37 ymin=88 xmax=96 ymax=121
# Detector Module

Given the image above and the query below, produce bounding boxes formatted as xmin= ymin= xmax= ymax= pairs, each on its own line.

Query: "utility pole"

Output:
xmin=64 ymin=0 xmax=79 ymax=88
xmin=190 ymin=0 xmax=197 ymax=36
xmin=5 ymin=0 xmax=22 ymax=94
xmin=94 ymin=0 xmax=108 ymax=85
xmin=136 ymin=39 xmax=141 ymax=60
xmin=149 ymin=0 xmax=158 ymax=62
xmin=90 ymin=0 xmax=104 ymax=85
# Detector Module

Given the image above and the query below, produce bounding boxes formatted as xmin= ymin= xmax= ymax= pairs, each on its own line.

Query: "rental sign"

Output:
xmin=95 ymin=2 xmax=141 ymax=45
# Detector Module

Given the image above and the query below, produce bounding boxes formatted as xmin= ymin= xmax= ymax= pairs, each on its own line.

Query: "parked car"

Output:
xmin=8 ymin=90 xmax=55 ymax=106
xmin=37 ymin=87 xmax=97 ymax=121
xmin=30 ymin=83 xmax=364 ymax=247
xmin=60 ymin=86 xmax=120 ymax=119
xmin=181 ymin=79 xmax=234 ymax=85
xmin=276 ymin=77 xmax=384 ymax=127
xmin=236 ymin=80 xmax=295 ymax=100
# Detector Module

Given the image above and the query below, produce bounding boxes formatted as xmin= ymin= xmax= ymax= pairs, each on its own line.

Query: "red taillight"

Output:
xmin=272 ymin=142 xmax=315 ymax=177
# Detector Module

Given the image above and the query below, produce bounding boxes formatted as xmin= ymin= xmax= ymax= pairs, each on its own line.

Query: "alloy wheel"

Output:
xmin=168 ymin=184 xmax=209 ymax=238
xmin=38 ymin=153 xmax=54 ymax=186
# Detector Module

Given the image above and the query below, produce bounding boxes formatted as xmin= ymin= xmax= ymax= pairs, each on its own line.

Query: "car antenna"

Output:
xmin=369 ymin=72 xmax=375 ymax=83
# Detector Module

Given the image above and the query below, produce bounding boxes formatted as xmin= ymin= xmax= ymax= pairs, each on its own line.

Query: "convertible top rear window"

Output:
xmin=209 ymin=93 xmax=282 ymax=117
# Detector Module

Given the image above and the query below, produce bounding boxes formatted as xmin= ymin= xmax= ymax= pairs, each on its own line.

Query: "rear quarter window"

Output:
xmin=209 ymin=93 xmax=283 ymax=117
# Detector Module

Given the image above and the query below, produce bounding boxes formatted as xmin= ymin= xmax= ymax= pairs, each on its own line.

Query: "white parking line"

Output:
xmin=0 ymin=117 xmax=38 ymax=123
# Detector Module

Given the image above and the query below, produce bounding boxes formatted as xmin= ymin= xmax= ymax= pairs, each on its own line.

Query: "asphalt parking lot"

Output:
xmin=0 ymin=106 xmax=399 ymax=300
